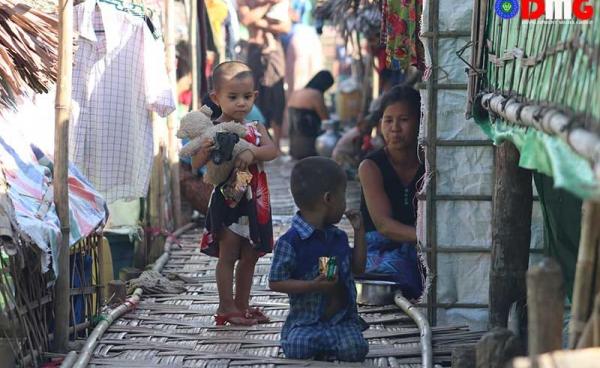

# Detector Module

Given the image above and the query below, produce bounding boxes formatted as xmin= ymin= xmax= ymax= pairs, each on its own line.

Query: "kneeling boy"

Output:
xmin=269 ymin=157 xmax=369 ymax=361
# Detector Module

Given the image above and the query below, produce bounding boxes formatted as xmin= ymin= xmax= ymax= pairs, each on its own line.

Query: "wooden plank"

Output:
xmin=476 ymin=328 xmax=523 ymax=368
xmin=569 ymin=201 xmax=600 ymax=347
xmin=527 ymin=258 xmax=564 ymax=355
xmin=511 ymin=348 xmax=600 ymax=368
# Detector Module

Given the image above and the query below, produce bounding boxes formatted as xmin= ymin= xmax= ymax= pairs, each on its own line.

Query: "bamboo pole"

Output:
xmin=425 ymin=0 xmax=440 ymax=325
xmin=189 ymin=0 xmax=198 ymax=110
xmin=394 ymin=292 xmax=432 ymax=368
xmin=53 ymin=0 xmax=73 ymax=353
xmin=526 ymin=258 xmax=564 ymax=355
xmin=481 ymin=94 xmax=600 ymax=182
xmin=164 ymin=0 xmax=182 ymax=228
xmin=576 ymin=318 xmax=593 ymax=349
xmin=569 ymin=201 xmax=600 ymax=348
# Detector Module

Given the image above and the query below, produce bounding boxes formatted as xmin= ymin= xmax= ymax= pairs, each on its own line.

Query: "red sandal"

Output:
xmin=213 ymin=312 xmax=257 ymax=326
xmin=245 ymin=307 xmax=270 ymax=323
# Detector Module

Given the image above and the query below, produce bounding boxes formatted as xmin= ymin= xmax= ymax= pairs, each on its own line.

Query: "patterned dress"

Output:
xmin=200 ymin=122 xmax=273 ymax=257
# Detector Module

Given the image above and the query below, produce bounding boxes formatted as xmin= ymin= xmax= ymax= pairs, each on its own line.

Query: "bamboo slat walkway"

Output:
xmin=88 ymin=157 xmax=483 ymax=367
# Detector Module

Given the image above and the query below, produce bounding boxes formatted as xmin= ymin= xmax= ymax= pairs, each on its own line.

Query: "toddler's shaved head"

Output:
xmin=212 ymin=61 xmax=255 ymax=91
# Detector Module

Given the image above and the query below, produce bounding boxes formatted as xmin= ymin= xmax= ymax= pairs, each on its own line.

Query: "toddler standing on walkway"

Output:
xmin=192 ymin=61 xmax=279 ymax=326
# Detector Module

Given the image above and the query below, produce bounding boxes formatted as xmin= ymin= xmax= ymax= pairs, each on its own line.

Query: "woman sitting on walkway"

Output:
xmin=358 ymin=85 xmax=427 ymax=300
xmin=287 ymin=70 xmax=334 ymax=160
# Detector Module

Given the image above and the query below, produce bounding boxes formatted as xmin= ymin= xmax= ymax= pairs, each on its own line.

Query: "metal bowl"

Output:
xmin=355 ymin=279 xmax=399 ymax=306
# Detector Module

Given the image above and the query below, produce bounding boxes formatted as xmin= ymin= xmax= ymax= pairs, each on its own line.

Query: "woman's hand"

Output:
xmin=345 ymin=210 xmax=364 ymax=231
xmin=347 ymin=209 xmax=367 ymax=274
xmin=234 ymin=148 xmax=255 ymax=171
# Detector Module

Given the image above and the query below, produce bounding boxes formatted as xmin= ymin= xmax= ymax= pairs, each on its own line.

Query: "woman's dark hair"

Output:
xmin=305 ymin=70 xmax=334 ymax=93
xmin=380 ymin=68 xmax=404 ymax=90
xmin=176 ymin=41 xmax=191 ymax=81
xmin=377 ymin=84 xmax=421 ymax=121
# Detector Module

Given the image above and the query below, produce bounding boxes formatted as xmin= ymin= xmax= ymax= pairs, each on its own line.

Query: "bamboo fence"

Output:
xmin=0 ymin=234 xmax=103 ymax=367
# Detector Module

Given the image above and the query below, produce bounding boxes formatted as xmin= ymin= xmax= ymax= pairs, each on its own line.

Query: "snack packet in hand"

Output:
xmin=319 ymin=257 xmax=337 ymax=280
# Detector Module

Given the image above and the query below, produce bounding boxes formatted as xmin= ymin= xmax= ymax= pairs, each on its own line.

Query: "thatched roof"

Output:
xmin=0 ymin=0 xmax=58 ymax=111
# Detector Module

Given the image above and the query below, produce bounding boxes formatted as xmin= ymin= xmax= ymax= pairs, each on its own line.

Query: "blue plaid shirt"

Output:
xmin=269 ymin=213 xmax=360 ymax=339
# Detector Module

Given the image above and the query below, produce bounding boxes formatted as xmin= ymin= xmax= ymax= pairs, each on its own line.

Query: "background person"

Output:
xmin=237 ymin=0 xmax=291 ymax=153
xmin=286 ymin=70 xmax=334 ymax=160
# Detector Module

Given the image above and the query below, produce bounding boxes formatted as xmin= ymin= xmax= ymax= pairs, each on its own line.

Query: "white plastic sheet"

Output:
xmin=418 ymin=0 xmax=545 ymax=330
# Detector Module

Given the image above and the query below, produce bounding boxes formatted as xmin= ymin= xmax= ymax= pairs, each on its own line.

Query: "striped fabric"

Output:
xmin=0 ymin=125 xmax=106 ymax=275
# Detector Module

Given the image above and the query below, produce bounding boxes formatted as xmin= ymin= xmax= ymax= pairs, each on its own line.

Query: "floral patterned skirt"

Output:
xmin=200 ymin=163 xmax=273 ymax=257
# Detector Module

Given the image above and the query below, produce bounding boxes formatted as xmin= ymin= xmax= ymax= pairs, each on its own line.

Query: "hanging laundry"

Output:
xmin=205 ymin=0 xmax=229 ymax=61
xmin=70 ymin=0 xmax=175 ymax=203
xmin=381 ymin=0 xmax=425 ymax=72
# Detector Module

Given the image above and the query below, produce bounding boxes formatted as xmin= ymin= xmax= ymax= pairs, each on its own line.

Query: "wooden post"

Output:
xmin=569 ymin=201 xmax=600 ymax=347
xmin=148 ymin=146 xmax=165 ymax=263
xmin=452 ymin=345 xmax=476 ymax=368
xmin=527 ymin=258 xmax=564 ymax=355
xmin=53 ymin=0 xmax=73 ymax=353
xmin=189 ymin=0 xmax=198 ymax=111
xmin=96 ymin=236 xmax=108 ymax=303
xmin=593 ymin=293 xmax=600 ymax=346
xmin=490 ymin=142 xmax=532 ymax=329
xmin=164 ymin=0 xmax=182 ymax=229
xmin=476 ymin=328 xmax=523 ymax=368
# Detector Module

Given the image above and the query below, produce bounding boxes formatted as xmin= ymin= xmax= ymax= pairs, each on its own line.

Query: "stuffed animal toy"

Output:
xmin=177 ymin=105 xmax=253 ymax=186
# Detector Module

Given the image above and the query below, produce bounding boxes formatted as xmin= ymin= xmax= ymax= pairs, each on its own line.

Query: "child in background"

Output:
xmin=192 ymin=61 xmax=279 ymax=326
xmin=269 ymin=157 xmax=369 ymax=361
